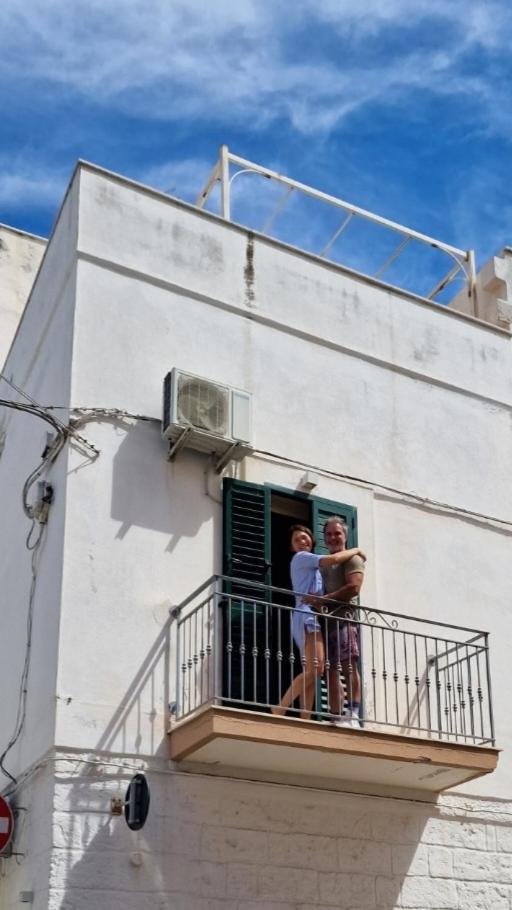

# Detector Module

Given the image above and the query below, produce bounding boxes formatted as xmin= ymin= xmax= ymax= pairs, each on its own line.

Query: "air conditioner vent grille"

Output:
xmin=176 ymin=375 xmax=229 ymax=437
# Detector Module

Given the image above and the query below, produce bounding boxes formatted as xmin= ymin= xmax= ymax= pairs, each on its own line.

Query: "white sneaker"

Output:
xmin=349 ymin=716 xmax=361 ymax=729
xmin=330 ymin=715 xmax=352 ymax=727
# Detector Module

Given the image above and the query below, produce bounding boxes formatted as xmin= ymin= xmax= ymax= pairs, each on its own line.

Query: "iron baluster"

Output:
xmin=413 ymin=633 xmax=421 ymax=731
xmin=276 ymin=605 xmax=283 ymax=710
xmin=193 ymin=609 xmax=198 ymax=712
xmin=434 ymin=638 xmax=443 ymax=738
xmin=264 ymin=601 xmax=270 ymax=707
xmin=336 ymin=617 xmax=342 ymax=716
xmin=252 ymin=602 xmax=258 ymax=703
xmin=288 ymin=608 xmax=295 ymax=708
xmin=455 ymin=643 xmax=466 ymax=741
xmin=226 ymin=596 xmax=233 ymax=700
xmin=313 ymin=623 xmax=320 ymax=716
xmin=176 ymin=619 xmax=182 ymax=719
xmin=403 ymin=632 xmax=411 ymax=729
xmin=240 ymin=600 xmax=245 ymax=702
xmin=382 ymin=627 xmax=389 ymax=724
xmin=451 ymin=653 xmax=459 ymax=741
xmin=466 ymin=643 xmax=475 ymax=741
xmin=370 ymin=622 xmax=376 ymax=722
xmin=324 ymin=614 xmax=331 ymax=717
xmin=199 ymin=602 xmax=205 ymax=705
xmin=392 ymin=627 xmax=399 ymax=726
xmin=424 ymin=636 xmax=432 ymax=735
xmin=346 ymin=619 xmax=353 ymax=714
xmin=301 ymin=624 xmax=307 ymax=716
xmin=442 ymin=649 xmax=452 ymax=737
xmin=476 ymin=647 xmax=485 ymax=741
xmin=484 ymin=634 xmax=496 ymax=746
xmin=206 ymin=594 xmax=213 ymax=702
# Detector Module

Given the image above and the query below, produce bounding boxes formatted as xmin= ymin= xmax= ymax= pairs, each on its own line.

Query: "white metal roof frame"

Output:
xmin=196 ymin=145 xmax=476 ymax=305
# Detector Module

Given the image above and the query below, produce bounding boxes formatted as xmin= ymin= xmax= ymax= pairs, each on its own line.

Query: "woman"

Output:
xmin=272 ymin=524 xmax=366 ymax=719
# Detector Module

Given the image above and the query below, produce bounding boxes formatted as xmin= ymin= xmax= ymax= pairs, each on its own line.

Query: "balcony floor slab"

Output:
xmin=168 ymin=705 xmax=498 ymax=793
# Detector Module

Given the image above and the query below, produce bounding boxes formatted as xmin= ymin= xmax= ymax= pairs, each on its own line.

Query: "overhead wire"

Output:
xmin=0 ymin=373 xmax=100 ymax=457
xmin=0 ymin=399 xmax=66 ymax=517
xmin=0 ymin=378 xmax=98 ymax=785
xmin=28 ymin=405 xmax=512 ymax=531
xmin=0 ymin=523 xmax=45 ymax=784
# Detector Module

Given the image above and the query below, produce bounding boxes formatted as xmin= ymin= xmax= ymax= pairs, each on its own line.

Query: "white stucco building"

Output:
xmin=0 ymin=152 xmax=511 ymax=909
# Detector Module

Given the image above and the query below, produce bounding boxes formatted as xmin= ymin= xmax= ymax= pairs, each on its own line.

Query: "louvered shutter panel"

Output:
xmin=311 ymin=497 xmax=358 ymax=717
xmin=222 ymin=479 xmax=271 ymax=706
xmin=223 ymin=479 xmax=271 ymax=592
xmin=312 ymin=497 xmax=357 ymax=552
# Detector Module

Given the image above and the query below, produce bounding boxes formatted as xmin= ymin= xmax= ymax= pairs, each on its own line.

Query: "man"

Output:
xmin=309 ymin=516 xmax=365 ymax=727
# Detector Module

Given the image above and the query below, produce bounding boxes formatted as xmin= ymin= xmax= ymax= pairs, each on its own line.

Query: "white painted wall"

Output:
xmin=53 ymin=165 xmax=511 ymax=789
xmin=0 ymin=174 xmax=79 ymax=786
xmin=0 ymin=226 xmax=46 ymax=369
xmin=1 ymin=163 xmax=512 ymax=908
xmin=0 ymin=756 xmax=54 ymax=910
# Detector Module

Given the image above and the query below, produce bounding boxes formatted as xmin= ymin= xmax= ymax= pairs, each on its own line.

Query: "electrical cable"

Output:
xmin=0 ymin=523 xmax=45 ymax=784
xmin=253 ymin=448 xmax=512 ymax=532
xmin=48 ymin=403 xmax=512 ymax=531
xmin=5 ymin=751 xmax=512 ymax=821
xmin=0 ymin=400 xmax=66 ymax=517
xmin=0 ymin=386 xmax=76 ymax=784
xmin=0 ymin=374 xmax=100 ymax=457
xmin=46 ymin=406 xmax=512 ymax=531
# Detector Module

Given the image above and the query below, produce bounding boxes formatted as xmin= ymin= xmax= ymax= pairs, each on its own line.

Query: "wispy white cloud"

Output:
xmin=1 ymin=0 xmax=511 ymax=283
xmin=0 ymin=161 xmax=65 ymax=208
xmin=0 ymin=0 xmax=510 ymax=137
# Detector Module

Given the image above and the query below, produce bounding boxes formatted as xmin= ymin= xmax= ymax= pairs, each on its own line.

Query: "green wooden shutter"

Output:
xmin=311 ymin=496 xmax=359 ymax=717
xmin=223 ymin=478 xmax=271 ymax=591
xmin=222 ymin=479 xmax=271 ymax=706
xmin=312 ymin=497 xmax=358 ymax=551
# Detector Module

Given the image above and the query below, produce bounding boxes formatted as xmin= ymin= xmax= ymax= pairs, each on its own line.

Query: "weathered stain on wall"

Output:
xmin=244 ymin=231 xmax=256 ymax=307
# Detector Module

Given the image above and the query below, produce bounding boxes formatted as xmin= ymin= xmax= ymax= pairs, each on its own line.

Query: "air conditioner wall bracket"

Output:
xmin=214 ymin=442 xmax=246 ymax=474
xmin=167 ymin=427 xmax=192 ymax=461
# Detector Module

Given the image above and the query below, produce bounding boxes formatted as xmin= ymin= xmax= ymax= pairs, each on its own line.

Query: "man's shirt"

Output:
xmin=320 ymin=554 xmax=365 ymax=614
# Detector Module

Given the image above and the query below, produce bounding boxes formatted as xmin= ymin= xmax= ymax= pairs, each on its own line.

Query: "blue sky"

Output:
xmin=1 ymin=0 xmax=511 ymax=300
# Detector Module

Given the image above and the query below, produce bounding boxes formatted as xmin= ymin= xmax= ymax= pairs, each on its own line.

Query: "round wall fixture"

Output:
xmin=124 ymin=773 xmax=150 ymax=831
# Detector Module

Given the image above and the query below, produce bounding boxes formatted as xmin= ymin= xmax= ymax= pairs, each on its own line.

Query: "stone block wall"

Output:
xmin=5 ymin=753 xmax=507 ymax=910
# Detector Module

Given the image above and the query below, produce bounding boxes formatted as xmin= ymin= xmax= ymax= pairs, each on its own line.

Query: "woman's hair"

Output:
xmin=289 ymin=524 xmax=316 ymax=548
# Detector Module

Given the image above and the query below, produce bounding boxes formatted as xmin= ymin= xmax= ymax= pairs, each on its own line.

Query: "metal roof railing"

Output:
xmin=196 ymin=145 xmax=476 ymax=306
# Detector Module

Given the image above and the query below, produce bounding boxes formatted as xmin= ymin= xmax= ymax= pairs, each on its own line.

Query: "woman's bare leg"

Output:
xmin=273 ymin=631 xmax=324 ymax=718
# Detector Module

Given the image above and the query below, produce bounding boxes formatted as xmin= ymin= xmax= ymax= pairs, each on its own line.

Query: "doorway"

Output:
xmin=222 ymin=478 xmax=359 ymax=715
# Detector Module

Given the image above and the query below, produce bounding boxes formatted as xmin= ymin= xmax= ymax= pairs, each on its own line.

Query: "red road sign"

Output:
xmin=0 ymin=796 xmax=13 ymax=853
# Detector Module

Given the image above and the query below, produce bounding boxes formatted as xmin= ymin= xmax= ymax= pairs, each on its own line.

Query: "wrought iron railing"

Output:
xmin=171 ymin=576 xmax=495 ymax=746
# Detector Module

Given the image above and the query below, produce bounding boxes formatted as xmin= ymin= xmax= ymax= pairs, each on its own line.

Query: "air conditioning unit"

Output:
xmin=162 ymin=369 xmax=252 ymax=461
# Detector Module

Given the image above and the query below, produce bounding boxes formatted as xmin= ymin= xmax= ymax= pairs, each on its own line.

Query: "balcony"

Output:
xmin=168 ymin=577 xmax=499 ymax=792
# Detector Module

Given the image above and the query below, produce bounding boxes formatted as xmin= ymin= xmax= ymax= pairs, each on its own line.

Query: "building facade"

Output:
xmin=0 ymin=161 xmax=511 ymax=909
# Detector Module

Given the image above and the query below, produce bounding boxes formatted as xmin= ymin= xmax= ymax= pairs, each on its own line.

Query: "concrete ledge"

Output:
xmin=169 ymin=705 xmax=499 ymax=793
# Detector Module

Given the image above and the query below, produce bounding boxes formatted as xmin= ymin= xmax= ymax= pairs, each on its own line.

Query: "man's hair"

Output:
xmin=289 ymin=524 xmax=316 ymax=548
xmin=323 ymin=515 xmax=348 ymax=538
